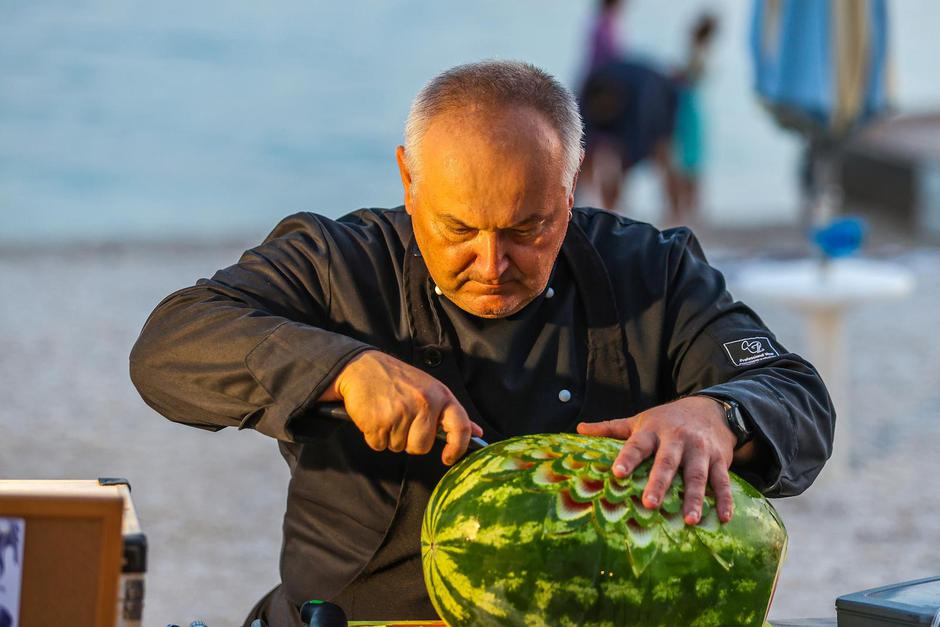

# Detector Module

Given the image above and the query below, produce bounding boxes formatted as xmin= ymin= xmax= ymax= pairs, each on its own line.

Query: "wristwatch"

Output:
xmin=697 ymin=395 xmax=752 ymax=450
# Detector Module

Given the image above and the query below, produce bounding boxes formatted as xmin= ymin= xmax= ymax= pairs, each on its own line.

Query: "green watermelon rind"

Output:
xmin=421 ymin=433 xmax=788 ymax=627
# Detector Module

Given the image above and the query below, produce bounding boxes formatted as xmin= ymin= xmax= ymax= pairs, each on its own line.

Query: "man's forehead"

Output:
xmin=416 ymin=106 xmax=564 ymax=190
xmin=421 ymin=103 xmax=562 ymax=154
xmin=410 ymin=103 xmax=568 ymax=228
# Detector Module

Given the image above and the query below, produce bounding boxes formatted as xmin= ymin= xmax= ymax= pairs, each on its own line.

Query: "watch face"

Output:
xmin=724 ymin=401 xmax=750 ymax=448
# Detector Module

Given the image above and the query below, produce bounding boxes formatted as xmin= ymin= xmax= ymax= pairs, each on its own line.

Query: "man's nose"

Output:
xmin=475 ymin=231 xmax=510 ymax=281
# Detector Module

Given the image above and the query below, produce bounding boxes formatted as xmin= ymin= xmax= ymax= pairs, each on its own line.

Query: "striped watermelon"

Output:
xmin=421 ymin=433 xmax=787 ymax=626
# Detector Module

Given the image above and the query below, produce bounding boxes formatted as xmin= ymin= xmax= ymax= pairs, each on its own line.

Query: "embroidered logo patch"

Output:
xmin=723 ymin=337 xmax=779 ymax=367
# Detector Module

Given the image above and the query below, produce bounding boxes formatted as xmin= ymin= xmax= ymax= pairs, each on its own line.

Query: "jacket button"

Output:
xmin=422 ymin=347 xmax=443 ymax=367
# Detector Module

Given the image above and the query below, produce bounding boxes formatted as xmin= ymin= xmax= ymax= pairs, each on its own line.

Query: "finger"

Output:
xmin=709 ymin=459 xmax=734 ymax=523
xmin=680 ymin=442 xmax=709 ymax=525
xmin=470 ymin=421 xmax=484 ymax=438
xmin=577 ymin=418 xmax=633 ymax=440
xmin=612 ymin=431 xmax=657 ymax=479
xmin=439 ymin=402 xmax=471 ymax=465
xmin=405 ymin=403 xmax=439 ymax=455
xmin=363 ymin=427 xmax=388 ymax=452
xmin=643 ymin=439 xmax=683 ymax=510
xmin=387 ymin=403 xmax=419 ymax=453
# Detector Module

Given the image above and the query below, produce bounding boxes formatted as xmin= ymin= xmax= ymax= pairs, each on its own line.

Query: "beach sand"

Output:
xmin=1 ymin=237 xmax=938 ymax=625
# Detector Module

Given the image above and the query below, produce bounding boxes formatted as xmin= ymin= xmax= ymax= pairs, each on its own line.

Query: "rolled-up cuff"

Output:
xmin=244 ymin=321 xmax=373 ymax=441
xmin=691 ymin=380 xmax=794 ymax=496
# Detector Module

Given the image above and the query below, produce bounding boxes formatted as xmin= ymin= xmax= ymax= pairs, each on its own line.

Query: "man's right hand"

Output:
xmin=319 ymin=350 xmax=483 ymax=465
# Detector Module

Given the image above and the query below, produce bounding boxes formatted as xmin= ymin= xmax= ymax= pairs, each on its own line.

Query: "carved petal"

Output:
xmin=596 ymin=498 xmax=629 ymax=523
xmin=533 ymin=462 xmax=569 ymax=487
xmin=556 ymin=490 xmax=594 ymax=521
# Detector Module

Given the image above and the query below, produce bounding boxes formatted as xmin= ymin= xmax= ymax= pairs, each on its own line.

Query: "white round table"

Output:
xmin=734 ymin=257 xmax=915 ymax=478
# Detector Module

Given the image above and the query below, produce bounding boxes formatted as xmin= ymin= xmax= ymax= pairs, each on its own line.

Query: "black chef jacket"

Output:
xmin=129 ymin=207 xmax=834 ymax=625
xmin=439 ymin=257 xmax=588 ymax=436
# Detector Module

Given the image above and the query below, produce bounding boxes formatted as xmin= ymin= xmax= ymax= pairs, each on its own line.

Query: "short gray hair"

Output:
xmin=404 ymin=60 xmax=584 ymax=190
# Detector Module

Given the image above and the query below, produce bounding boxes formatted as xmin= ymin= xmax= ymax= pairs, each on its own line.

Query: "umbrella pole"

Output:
xmin=806 ymin=138 xmax=845 ymax=227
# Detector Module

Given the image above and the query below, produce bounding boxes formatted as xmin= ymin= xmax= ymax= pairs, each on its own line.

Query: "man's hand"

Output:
xmin=319 ymin=350 xmax=483 ymax=465
xmin=576 ymin=396 xmax=740 ymax=525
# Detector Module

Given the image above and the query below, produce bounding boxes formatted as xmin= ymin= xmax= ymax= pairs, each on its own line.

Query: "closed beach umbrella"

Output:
xmin=750 ymin=0 xmax=891 ymax=138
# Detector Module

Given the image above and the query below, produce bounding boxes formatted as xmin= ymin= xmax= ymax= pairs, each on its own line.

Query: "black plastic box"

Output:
xmin=836 ymin=576 xmax=940 ymax=626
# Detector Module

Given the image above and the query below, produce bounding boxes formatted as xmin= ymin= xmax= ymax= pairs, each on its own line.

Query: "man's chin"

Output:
xmin=454 ymin=293 xmax=529 ymax=319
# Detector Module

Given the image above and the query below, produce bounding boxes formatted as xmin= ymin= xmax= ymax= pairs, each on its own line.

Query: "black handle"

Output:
xmin=299 ymin=600 xmax=346 ymax=627
xmin=314 ymin=402 xmax=489 ymax=452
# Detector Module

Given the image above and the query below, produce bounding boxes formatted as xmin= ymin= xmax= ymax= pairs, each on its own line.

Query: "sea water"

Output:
xmin=1 ymin=0 xmax=937 ymax=244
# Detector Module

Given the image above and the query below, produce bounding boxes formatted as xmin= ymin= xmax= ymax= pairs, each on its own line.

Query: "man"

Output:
xmin=130 ymin=60 xmax=834 ymax=626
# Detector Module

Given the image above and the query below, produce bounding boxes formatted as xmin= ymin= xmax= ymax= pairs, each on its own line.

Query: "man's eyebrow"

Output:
xmin=511 ymin=214 xmax=549 ymax=227
xmin=438 ymin=213 xmax=471 ymax=228
xmin=437 ymin=213 xmax=550 ymax=229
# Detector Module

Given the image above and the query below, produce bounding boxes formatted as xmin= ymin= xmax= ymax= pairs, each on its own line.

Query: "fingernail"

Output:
xmin=613 ymin=464 xmax=627 ymax=476
xmin=646 ymin=494 xmax=659 ymax=506
xmin=722 ymin=509 xmax=732 ymax=520
xmin=687 ymin=511 xmax=699 ymax=524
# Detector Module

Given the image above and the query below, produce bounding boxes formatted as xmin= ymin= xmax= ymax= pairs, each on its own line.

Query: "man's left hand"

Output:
xmin=576 ymin=396 xmax=739 ymax=526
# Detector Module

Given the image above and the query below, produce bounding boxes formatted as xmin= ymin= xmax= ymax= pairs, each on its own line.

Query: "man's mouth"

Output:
xmin=467 ymin=280 xmax=512 ymax=293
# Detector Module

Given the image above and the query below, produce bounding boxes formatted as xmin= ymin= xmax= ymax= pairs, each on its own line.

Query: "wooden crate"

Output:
xmin=0 ymin=478 xmax=146 ymax=627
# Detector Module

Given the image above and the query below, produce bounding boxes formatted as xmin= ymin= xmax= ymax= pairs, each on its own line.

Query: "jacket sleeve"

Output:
xmin=663 ymin=229 xmax=835 ymax=497
xmin=129 ymin=213 xmax=373 ymax=442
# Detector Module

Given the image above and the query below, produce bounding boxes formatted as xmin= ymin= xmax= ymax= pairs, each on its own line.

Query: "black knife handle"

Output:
xmin=313 ymin=402 xmax=488 ymax=451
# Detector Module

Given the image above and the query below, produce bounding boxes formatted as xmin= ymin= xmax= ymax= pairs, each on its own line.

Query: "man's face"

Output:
xmin=396 ymin=104 xmax=575 ymax=319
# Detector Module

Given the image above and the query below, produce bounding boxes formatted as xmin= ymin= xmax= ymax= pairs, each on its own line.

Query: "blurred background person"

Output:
xmin=671 ymin=12 xmax=720 ymax=228
xmin=577 ymin=1 xmax=724 ymax=228
xmin=577 ymin=0 xmax=680 ymax=220
xmin=578 ymin=57 xmax=679 ymax=216
xmin=585 ymin=0 xmax=626 ymax=73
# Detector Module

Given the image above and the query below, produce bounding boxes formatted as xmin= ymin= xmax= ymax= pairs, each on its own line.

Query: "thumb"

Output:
xmin=577 ymin=418 xmax=634 ymax=440
xmin=439 ymin=402 xmax=472 ymax=465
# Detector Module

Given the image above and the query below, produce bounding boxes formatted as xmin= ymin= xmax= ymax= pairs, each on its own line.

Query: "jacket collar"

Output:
xmin=402 ymin=219 xmax=632 ymax=440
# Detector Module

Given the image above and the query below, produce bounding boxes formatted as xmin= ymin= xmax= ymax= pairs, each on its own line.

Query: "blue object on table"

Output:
xmin=812 ymin=217 xmax=866 ymax=258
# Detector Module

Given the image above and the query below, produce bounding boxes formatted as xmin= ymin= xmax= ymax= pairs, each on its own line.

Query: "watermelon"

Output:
xmin=421 ymin=433 xmax=787 ymax=627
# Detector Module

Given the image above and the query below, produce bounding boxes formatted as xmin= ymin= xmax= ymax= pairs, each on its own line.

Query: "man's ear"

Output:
xmin=396 ymin=145 xmax=414 ymax=215
xmin=568 ymin=150 xmax=584 ymax=209
xmin=567 ymin=169 xmax=580 ymax=210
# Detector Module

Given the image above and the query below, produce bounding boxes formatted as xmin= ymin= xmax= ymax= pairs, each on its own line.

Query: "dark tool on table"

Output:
xmin=314 ymin=402 xmax=489 ymax=453
xmin=300 ymin=599 xmax=347 ymax=627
